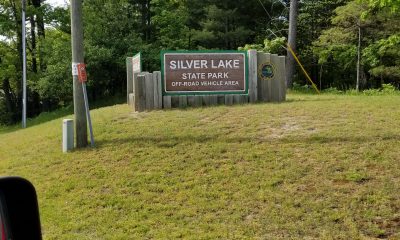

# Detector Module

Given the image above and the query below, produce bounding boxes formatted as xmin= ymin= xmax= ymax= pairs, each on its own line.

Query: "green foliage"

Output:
xmin=35 ymin=30 xmax=72 ymax=105
xmin=238 ymin=44 xmax=264 ymax=51
xmin=363 ymin=34 xmax=400 ymax=80
xmin=192 ymin=4 xmax=252 ymax=49
xmin=362 ymin=84 xmax=399 ymax=95
xmin=239 ymin=37 xmax=286 ymax=55
xmin=290 ymin=83 xmax=317 ymax=94
xmin=323 ymin=87 xmax=344 ymax=94
xmin=364 ymin=0 xmax=400 ymax=11
xmin=296 ymin=0 xmax=349 ymax=87
xmin=152 ymin=0 xmax=189 ymax=50
xmin=362 ymin=88 xmax=384 ymax=95
xmin=263 ymin=37 xmax=286 ymax=54
xmin=313 ymin=1 xmax=368 ymax=68
xmin=292 ymin=83 xmax=400 ymax=95
xmin=313 ymin=0 xmax=400 ymax=90
xmin=344 ymin=171 xmax=370 ymax=183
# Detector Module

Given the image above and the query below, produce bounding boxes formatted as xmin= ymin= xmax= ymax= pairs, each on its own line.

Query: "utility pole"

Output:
xmin=286 ymin=0 xmax=298 ymax=89
xmin=22 ymin=0 xmax=27 ymax=128
xmin=70 ymin=0 xmax=87 ymax=148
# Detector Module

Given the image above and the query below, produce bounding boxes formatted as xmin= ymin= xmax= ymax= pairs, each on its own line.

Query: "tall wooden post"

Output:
xmin=286 ymin=0 xmax=298 ymax=89
xmin=70 ymin=0 xmax=87 ymax=148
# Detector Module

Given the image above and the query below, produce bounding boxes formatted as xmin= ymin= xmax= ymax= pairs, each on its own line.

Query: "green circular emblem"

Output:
xmin=259 ymin=62 xmax=275 ymax=80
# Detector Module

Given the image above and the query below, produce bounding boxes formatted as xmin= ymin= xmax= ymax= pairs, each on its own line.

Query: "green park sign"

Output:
xmin=161 ymin=51 xmax=248 ymax=96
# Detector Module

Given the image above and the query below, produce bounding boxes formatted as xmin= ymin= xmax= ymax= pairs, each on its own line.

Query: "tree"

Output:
xmin=361 ymin=1 xmax=400 ymax=86
xmin=365 ymin=0 xmax=399 ymax=11
xmin=0 ymin=0 xmax=24 ymax=123
xmin=296 ymin=0 xmax=348 ymax=89
xmin=314 ymin=1 xmax=370 ymax=90
xmin=192 ymin=2 xmax=252 ymax=49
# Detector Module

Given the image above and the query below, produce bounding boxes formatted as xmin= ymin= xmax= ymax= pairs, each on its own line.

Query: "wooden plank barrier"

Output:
xmin=225 ymin=95 xmax=233 ymax=106
xmin=187 ymin=96 xmax=195 ymax=107
xmin=279 ymin=56 xmax=287 ymax=101
xmin=194 ymin=96 xmax=202 ymax=107
xmin=179 ymin=96 xmax=188 ymax=108
xmin=145 ymin=73 xmax=154 ymax=110
xmin=153 ymin=71 xmax=162 ymax=109
xmin=257 ymin=52 xmax=286 ymax=102
xmin=129 ymin=51 xmax=285 ymax=112
xmin=248 ymin=50 xmax=258 ymax=103
xmin=171 ymin=96 xmax=179 ymax=108
xmin=271 ymin=54 xmax=280 ymax=102
xmin=163 ymin=96 xmax=171 ymax=109
xmin=135 ymin=74 xmax=146 ymax=112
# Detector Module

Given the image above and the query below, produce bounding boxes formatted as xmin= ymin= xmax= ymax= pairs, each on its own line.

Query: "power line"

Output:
xmin=256 ymin=0 xmax=289 ymax=40
xmin=257 ymin=0 xmax=272 ymax=19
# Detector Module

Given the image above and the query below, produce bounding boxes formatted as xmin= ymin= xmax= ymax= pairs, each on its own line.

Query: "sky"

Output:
xmin=46 ymin=0 xmax=68 ymax=7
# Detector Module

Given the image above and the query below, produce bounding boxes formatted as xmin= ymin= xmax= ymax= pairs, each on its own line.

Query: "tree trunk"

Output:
xmin=29 ymin=5 xmax=38 ymax=74
xmin=286 ymin=0 xmax=298 ymax=89
xmin=2 ymin=79 xmax=16 ymax=116
xmin=356 ymin=24 xmax=361 ymax=91
xmin=146 ymin=0 xmax=151 ymax=41
xmin=10 ymin=0 xmax=23 ymax=116
xmin=32 ymin=0 xmax=46 ymax=71
xmin=141 ymin=0 xmax=151 ymax=42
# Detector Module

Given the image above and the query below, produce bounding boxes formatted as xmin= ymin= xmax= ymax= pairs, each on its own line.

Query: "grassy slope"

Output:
xmin=0 ymin=94 xmax=399 ymax=239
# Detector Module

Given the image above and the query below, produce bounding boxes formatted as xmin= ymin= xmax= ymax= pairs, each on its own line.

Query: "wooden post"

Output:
xmin=163 ymin=96 xmax=171 ymax=109
xmin=266 ymin=54 xmax=272 ymax=102
xmin=171 ymin=96 xmax=179 ymax=108
xmin=279 ymin=56 xmax=287 ymax=101
xmin=257 ymin=51 xmax=263 ymax=101
xmin=187 ymin=96 xmax=195 ymax=107
xmin=71 ymin=0 xmax=87 ymax=148
xmin=225 ymin=95 xmax=233 ymax=106
xmin=209 ymin=96 xmax=218 ymax=106
xmin=233 ymin=95 xmax=242 ymax=104
xmin=153 ymin=71 xmax=162 ymax=109
xmin=202 ymin=96 xmax=210 ymax=106
xmin=242 ymin=95 xmax=249 ymax=104
xmin=257 ymin=52 xmax=272 ymax=102
xmin=271 ymin=54 xmax=280 ymax=102
xmin=130 ymin=72 xmax=139 ymax=107
xmin=217 ymin=95 xmax=225 ymax=105
xmin=179 ymin=96 xmax=187 ymax=108
xmin=248 ymin=50 xmax=258 ymax=102
xmin=126 ymin=57 xmax=133 ymax=104
xmin=194 ymin=96 xmax=202 ymax=107
xmin=286 ymin=0 xmax=298 ymax=89
xmin=157 ymin=72 xmax=163 ymax=109
xmin=145 ymin=73 xmax=154 ymax=110
xmin=128 ymin=93 xmax=135 ymax=108
xmin=134 ymin=73 xmax=140 ymax=111
xmin=136 ymin=74 xmax=146 ymax=112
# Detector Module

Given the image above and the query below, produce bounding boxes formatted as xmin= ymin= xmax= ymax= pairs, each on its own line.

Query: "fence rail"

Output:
xmin=127 ymin=50 xmax=286 ymax=112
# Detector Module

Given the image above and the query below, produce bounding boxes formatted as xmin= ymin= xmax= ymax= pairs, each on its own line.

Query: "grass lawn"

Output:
xmin=0 ymin=93 xmax=399 ymax=239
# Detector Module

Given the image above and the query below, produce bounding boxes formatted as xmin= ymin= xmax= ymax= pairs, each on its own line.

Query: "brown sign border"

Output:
xmin=161 ymin=50 xmax=248 ymax=96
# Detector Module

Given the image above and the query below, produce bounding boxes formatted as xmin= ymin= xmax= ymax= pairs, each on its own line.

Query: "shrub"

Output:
xmin=291 ymin=83 xmax=317 ymax=94
xmin=323 ymin=87 xmax=343 ymax=94
xmin=381 ymin=84 xmax=397 ymax=95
